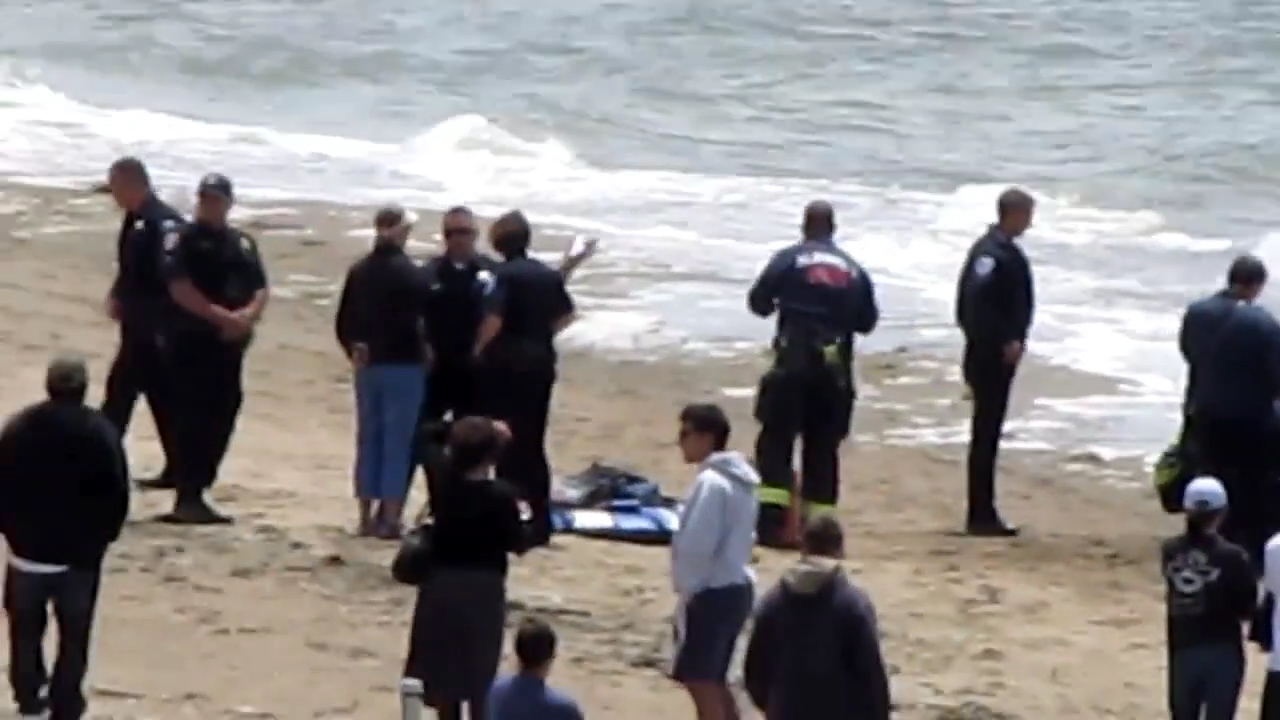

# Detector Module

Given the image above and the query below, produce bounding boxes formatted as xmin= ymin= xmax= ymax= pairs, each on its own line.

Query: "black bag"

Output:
xmin=1251 ymin=593 xmax=1275 ymax=652
xmin=391 ymin=522 xmax=435 ymax=586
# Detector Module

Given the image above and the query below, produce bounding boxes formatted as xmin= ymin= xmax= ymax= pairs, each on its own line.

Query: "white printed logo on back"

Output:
xmin=972 ymin=255 xmax=997 ymax=278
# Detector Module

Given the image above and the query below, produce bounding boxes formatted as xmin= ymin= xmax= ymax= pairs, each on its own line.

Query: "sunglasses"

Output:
xmin=443 ymin=227 xmax=476 ymax=239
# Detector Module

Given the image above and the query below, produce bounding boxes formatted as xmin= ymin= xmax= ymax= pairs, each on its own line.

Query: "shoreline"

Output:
xmin=0 ymin=180 xmax=1232 ymax=718
xmin=53 ymin=180 xmax=1162 ymax=460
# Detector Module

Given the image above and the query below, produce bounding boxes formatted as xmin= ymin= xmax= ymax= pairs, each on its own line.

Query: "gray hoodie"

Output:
xmin=671 ymin=450 xmax=760 ymax=598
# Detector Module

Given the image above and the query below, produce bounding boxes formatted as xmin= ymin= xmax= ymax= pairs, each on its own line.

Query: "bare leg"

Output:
xmin=356 ymin=499 xmax=376 ymax=536
xmin=683 ymin=682 xmax=724 ymax=720
xmin=379 ymin=499 xmax=404 ymax=539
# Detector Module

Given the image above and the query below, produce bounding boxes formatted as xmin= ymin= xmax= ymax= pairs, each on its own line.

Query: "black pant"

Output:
xmin=168 ymin=340 xmax=246 ymax=500
xmin=416 ymin=361 xmax=482 ymax=510
xmin=483 ymin=365 xmax=555 ymax=546
xmin=1262 ymin=671 xmax=1280 ymax=720
xmin=1194 ymin=416 xmax=1278 ymax=569
xmin=753 ymin=363 xmax=854 ymax=514
xmin=963 ymin=346 xmax=1016 ymax=524
xmin=4 ymin=564 xmax=102 ymax=719
xmin=1167 ymin=643 xmax=1244 ymax=720
xmin=101 ymin=328 xmax=177 ymax=469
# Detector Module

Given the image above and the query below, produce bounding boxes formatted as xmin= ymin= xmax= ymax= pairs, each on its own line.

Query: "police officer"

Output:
xmin=159 ymin=173 xmax=270 ymax=524
xmin=422 ymin=209 xmax=495 ymax=424
xmin=954 ymin=187 xmax=1036 ymax=537
xmin=473 ymin=210 xmax=577 ymax=548
xmin=747 ymin=200 xmax=879 ymax=547
xmin=101 ymin=156 xmax=183 ymax=488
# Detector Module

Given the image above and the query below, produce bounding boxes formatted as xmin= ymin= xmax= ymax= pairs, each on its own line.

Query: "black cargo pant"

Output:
xmin=101 ymin=326 xmax=177 ymax=467
xmin=4 ymin=564 xmax=102 ymax=720
xmin=416 ymin=360 xmax=482 ymax=511
xmin=167 ymin=339 xmax=246 ymax=500
xmin=963 ymin=345 xmax=1017 ymax=525
xmin=753 ymin=354 xmax=854 ymax=524
xmin=483 ymin=363 xmax=555 ymax=546
xmin=1194 ymin=416 xmax=1278 ymax=571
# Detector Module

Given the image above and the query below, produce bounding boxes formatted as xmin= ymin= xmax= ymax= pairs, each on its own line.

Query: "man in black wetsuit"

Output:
xmin=102 ymin=156 xmax=183 ymax=488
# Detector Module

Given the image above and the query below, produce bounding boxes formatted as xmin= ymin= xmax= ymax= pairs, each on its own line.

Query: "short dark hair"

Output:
xmin=374 ymin=204 xmax=409 ymax=231
xmin=443 ymin=205 xmax=473 ymax=218
xmin=679 ymin=403 xmax=731 ymax=451
xmin=108 ymin=156 xmax=151 ymax=188
xmin=996 ymin=187 xmax=1035 ymax=219
xmin=447 ymin=416 xmax=504 ymax=475
xmin=802 ymin=514 xmax=844 ymax=558
xmin=490 ymin=210 xmax=532 ymax=256
xmin=45 ymin=354 xmax=88 ymax=402
xmin=514 ymin=617 xmax=558 ymax=670
xmin=1227 ymin=254 xmax=1267 ymax=287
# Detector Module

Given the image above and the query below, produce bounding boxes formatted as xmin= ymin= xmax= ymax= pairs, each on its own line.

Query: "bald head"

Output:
xmin=996 ymin=187 xmax=1035 ymax=237
xmin=802 ymin=200 xmax=836 ymax=241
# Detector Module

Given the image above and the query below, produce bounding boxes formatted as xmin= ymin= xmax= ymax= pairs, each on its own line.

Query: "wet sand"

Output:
xmin=0 ymin=185 xmax=1245 ymax=719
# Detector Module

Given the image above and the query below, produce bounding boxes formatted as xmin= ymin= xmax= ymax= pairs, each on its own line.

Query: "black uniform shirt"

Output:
xmin=481 ymin=255 xmax=574 ymax=368
xmin=111 ymin=195 xmax=185 ymax=330
xmin=954 ymin=225 xmax=1035 ymax=350
xmin=160 ymin=221 xmax=269 ymax=340
xmin=422 ymin=254 xmax=498 ymax=366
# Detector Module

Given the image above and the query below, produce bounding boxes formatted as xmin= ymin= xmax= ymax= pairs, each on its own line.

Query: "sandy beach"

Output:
xmin=0 ymin=184 xmax=1250 ymax=719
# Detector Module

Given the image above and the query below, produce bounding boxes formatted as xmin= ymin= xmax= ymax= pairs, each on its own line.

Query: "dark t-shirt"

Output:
xmin=1162 ymin=532 xmax=1257 ymax=650
xmin=430 ymin=475 xmax=528 ymax=576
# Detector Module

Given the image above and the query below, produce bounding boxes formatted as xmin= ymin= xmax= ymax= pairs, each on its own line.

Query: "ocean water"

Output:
xmin=2 ymin=0 xmax=1279 ymax=456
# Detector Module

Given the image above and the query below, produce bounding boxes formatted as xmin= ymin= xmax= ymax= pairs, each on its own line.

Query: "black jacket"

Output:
xmin=744 ymin=561 xmax=891 ymax=720
xmin=1179 ymin=291 xmax=1280 ymax=422
xmin=334 ymin=243 xmax=430 ymax=364
xmin=0 ymin=400 xmax=129 ymax=568
xmin=955 ymin=225 xmax=1035 ymax=350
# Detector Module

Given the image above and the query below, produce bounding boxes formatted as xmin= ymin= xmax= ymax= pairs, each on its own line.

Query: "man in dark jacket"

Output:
xmin=1179 ymin=255 xmax=1280 ymax=568
xmin=334 ymin=205 xmax=429 ymax=537
xmin=0 ymin=355 xmax=130 ymax=719
xmin=743 ymin=515 xmax=890 ymax=720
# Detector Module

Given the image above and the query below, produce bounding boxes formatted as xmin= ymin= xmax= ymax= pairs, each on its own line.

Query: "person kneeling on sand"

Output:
xmin=670 ymin=403 xmax=759 ymax=720
xmin=743 ymin=515 xmax=891 ymax=720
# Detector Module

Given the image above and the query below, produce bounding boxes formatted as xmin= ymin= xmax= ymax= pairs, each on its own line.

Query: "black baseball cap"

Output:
xmin=197 ymin=173 xmax=235 ymax=202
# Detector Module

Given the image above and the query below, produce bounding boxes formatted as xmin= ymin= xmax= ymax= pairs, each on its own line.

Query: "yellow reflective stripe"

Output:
xmin=805 ymin=502 xmax=837 ymax=516
xmin=756 ymin=486 xmax=792 ymax=506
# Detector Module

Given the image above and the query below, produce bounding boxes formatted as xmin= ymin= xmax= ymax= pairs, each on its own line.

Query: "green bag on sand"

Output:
xmin=1153 ymin=440 xmax=1193 ymax=514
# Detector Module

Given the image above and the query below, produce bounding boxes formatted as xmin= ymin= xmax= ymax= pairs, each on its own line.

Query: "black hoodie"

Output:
xmin=743 ymin=560 xmax=891 ymax=720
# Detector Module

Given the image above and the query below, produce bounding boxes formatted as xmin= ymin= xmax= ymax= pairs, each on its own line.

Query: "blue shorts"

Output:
xmin=671 ymin=583 xmax=753 ymax=683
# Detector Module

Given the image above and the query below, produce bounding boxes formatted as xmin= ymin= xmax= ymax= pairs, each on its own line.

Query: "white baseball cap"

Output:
xmin=1183 ymin=476 xmax=1228 ymax=512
